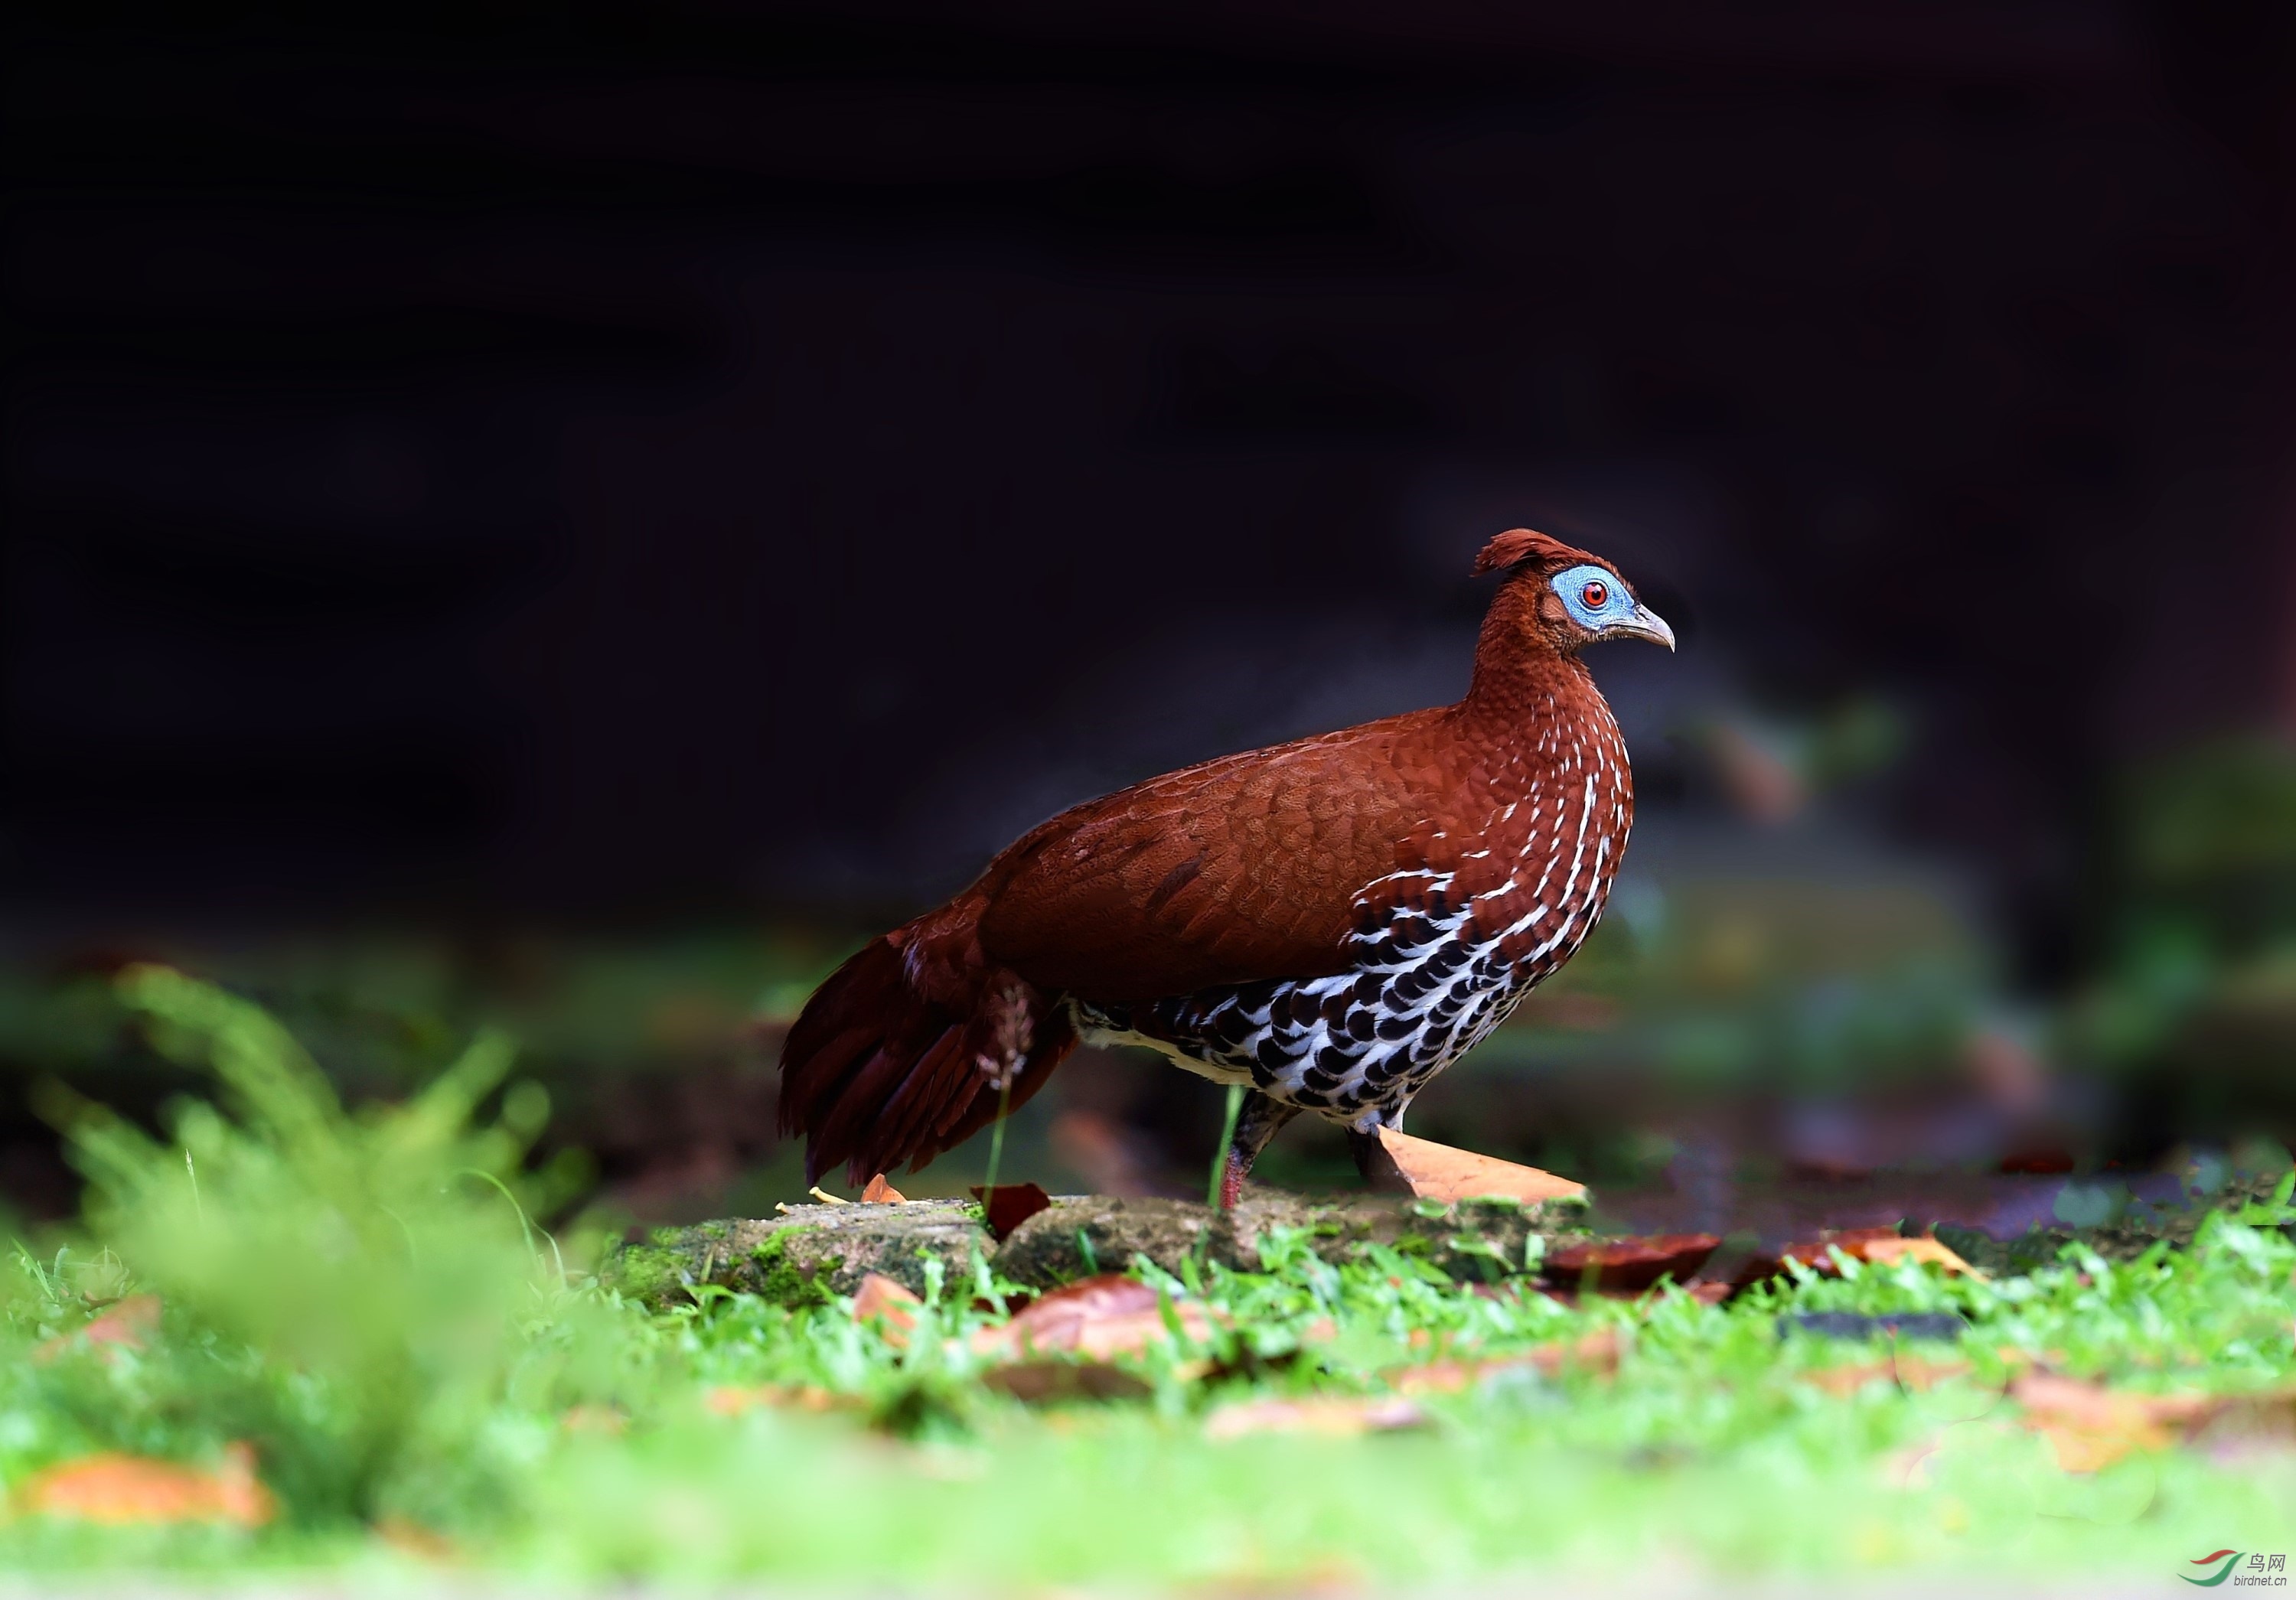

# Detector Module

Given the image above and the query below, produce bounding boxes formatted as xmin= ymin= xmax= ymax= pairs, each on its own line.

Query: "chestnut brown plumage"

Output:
xmin=779 ymin=529 xmax=1675 ymax=1197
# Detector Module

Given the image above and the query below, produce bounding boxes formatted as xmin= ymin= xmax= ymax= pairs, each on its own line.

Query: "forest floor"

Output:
xmin=0 ymin=968 xmax=2291 ymax=1593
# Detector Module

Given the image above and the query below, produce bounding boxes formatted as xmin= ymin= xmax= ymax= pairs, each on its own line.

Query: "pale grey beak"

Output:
xmin=1615 ymin=603 xmax=1675 ymax=651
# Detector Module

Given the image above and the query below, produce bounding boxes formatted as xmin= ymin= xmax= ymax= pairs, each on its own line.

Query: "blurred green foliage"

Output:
xmin=1451 ymin=862 xmax=1997 ymax=1168
xmin=2066 ymin=740 xmax=2296 ymax=1133
xmin=2122 ymin=738 xmax=2296 ymax=903
xmin=19 ymin=966 xmax=593 ymax=1530
xmin=0 ymin=928 xmax=842 ymax=1098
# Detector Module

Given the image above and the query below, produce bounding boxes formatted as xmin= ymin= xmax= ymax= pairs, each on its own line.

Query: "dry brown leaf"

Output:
xmin=1189 ymin=1556 xmax=1368 ymax=1599
xmin=1071 ymin=1304 xmax=1221 ymax=1360
xmin=1730 ymin=1228 xmax=1984 ymax=1293
xmin=373 ymin=1514 xmax=458 ymax=1563
xmin=2025 ymin=1417 xmax=2164 ymax=1472
xmin=970 ymin=1274 xmax=1222 ymax=1361
xmin=1205 ymin=1396 xmax=1430 ymax=1441
xmin=852 ymin=1272 xmax=922 ymax=1316
xmin=2012 ymin=1372 xmax=2210 ymax=1471
xmin=33 ymin=1294 xmax=161 ymax=1365
xmin=1390 ymin=1328 xmax=1623 ymax=1395
xmin=18 ymin=1442 xmax=274 ymax=1527
xmin=1995 ymin=1345 xmax=2045 ymax=1367
xmin=2186 ymin=1387 xmax=2296 ymax=1458
xmin=1799 ymin=1356 xmax=1974 ymax=1396
xmin=704 ymin=1383 xmax=855 ymax=1416
xmin=968 ymin=1276 xmax=1143 ymax=1357
xmin=1854 ymin=1236 xmax=1989 ymax=1280
xmin=1367 ymin=1128 xmax=1586 ymax=1205
xmin=80 ymin=1293 xmax=159 ymax=1344
xmin=2009 ymin=1374 xmax=2296 ymax=1470
xmin=860 ymin=1173 xmax=908 ymax=1203
xmin=1773 ymin=1227 xmax=1903 ymax=1273
xmin=851 ymin=1272 xmax=921 ymax=1347
xmin=1544 ymin=1233 xmax=1721 ymax=1292
xmin=970 ymin=1182 xmax=1053 ymax=1239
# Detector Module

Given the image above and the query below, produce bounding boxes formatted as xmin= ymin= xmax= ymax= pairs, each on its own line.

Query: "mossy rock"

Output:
xmin=992 ymin=1185 xmax=1598 ymax=1286
xmin=992 ymin=1191 xmax=1590 ymax=1286
xmin=608 ymin=1188 xmax=1595 ymax=1308
xmin=607 ymin=1169 xmax=2285 ymax=1306
xmin=602 ymin=1201 xmax=987 ymax=1308
xmin=990 ymin=1196 xmax=1213 ymax=1285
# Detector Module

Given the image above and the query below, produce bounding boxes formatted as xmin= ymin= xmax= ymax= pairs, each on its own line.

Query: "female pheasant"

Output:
xmin=780 ymin=529 xmax=1674 ymax=1202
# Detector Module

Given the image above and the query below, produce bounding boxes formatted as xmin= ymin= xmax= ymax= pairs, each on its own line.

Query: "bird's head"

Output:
xmin=1473 ymin=527 xmax=1675 ymax=654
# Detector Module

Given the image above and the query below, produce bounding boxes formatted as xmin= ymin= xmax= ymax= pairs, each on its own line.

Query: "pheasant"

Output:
xmin=779 ymin=529 xmax=1674 ymax=1204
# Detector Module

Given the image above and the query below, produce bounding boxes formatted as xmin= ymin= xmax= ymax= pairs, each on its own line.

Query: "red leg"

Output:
xmin=1218 ymin=1090 xmax=1301 ymax=1208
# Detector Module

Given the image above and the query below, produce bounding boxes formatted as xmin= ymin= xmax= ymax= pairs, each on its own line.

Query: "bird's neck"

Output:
xmin=1446 ymin=588 xmax=1632 ymax=848
xmin=1459 ymin=649 xmax=1596 ymax=730
xmin=1454 ymin=582 xmax=1603 ymax=740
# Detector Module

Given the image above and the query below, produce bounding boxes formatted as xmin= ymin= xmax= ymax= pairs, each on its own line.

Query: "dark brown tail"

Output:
xmin=776 ymin=923 xmax=1075 ymax=1187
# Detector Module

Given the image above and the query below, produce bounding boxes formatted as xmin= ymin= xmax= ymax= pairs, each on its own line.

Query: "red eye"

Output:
xmin=1581 ymin=580 xmax=1608 ymax=609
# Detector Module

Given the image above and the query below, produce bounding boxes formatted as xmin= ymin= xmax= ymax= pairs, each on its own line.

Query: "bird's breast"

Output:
xmin=1368 ymin=702 xmax=1632 ymax=982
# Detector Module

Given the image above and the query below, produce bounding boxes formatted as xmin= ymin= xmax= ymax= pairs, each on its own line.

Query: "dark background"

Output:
xmin=8 ymin=2 xmax=2296 ymax=1224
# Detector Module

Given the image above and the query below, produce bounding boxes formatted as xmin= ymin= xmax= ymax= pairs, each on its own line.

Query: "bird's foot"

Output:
xmin=1218 ymin=1152 xmax=1248 ymax=1211
xmin=1217 ymin=1090 xmax=1302 ymax=1210
xmin=1349 ymin=1125 xmax=1411 ymax=1194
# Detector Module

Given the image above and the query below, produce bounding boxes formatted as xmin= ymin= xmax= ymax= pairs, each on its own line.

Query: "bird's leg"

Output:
xmin=1218 ymin=1091 xmax=1302 ymax=1209
xmin=1349 ymin=1123 xmax=1409 ymax=1194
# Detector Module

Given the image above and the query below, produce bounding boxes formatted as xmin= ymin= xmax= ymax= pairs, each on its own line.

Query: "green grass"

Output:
xmin=2 ymin=969 xmax=2291 ymax=1587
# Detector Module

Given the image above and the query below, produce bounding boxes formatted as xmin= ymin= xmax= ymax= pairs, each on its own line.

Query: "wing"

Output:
xmin=975 ymin=711 xmax=1447 ymax=1002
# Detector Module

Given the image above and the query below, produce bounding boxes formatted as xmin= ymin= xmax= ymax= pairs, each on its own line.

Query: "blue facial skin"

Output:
xmin=1550 ymin=562 xmax=1640 ymax=633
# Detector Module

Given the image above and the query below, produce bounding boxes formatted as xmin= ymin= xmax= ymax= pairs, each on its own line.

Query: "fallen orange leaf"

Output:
xmin=2011 ymin=1372 xmax=2222 ymax=1471
xmin=18 ymin=1442 xmax=274 ymax=1527
xmin=1773 ymin=1227 xmax=1903 ymax=1273
xmin=1544 ymin=1234 xmax=1721 ymax=1292
xmin=1854 ymin=1236 xmax=1988 ymax=1280
xmin=1731 ymin=1228 xmax=1986 ymax=1293
xmin=704 ymin=1383 xmax=856 ymax=1416
xmin=33 ymin=1295 xmax=160 ymax=1364
xmin=860 ymin=1173 xmax=908 ymax=1203
xmin=1799 ymin=1356 xmax=1974 ymax=1397
xmin=1205 ymin=1395 xmax=1430 ymax=1440
xmin=970 ymin=1274 xmax=1222 ymax=1361
xmin=1389 ymin=1328 xmax=1622 ymax=1395
xmin=373 ymin=1514 xmax=458 ymax=1563
xmin=1367 ymin=1128 xmax=1586 ymax=1204
xmin=852 ymin=1272 xmax=921 ymax=1347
